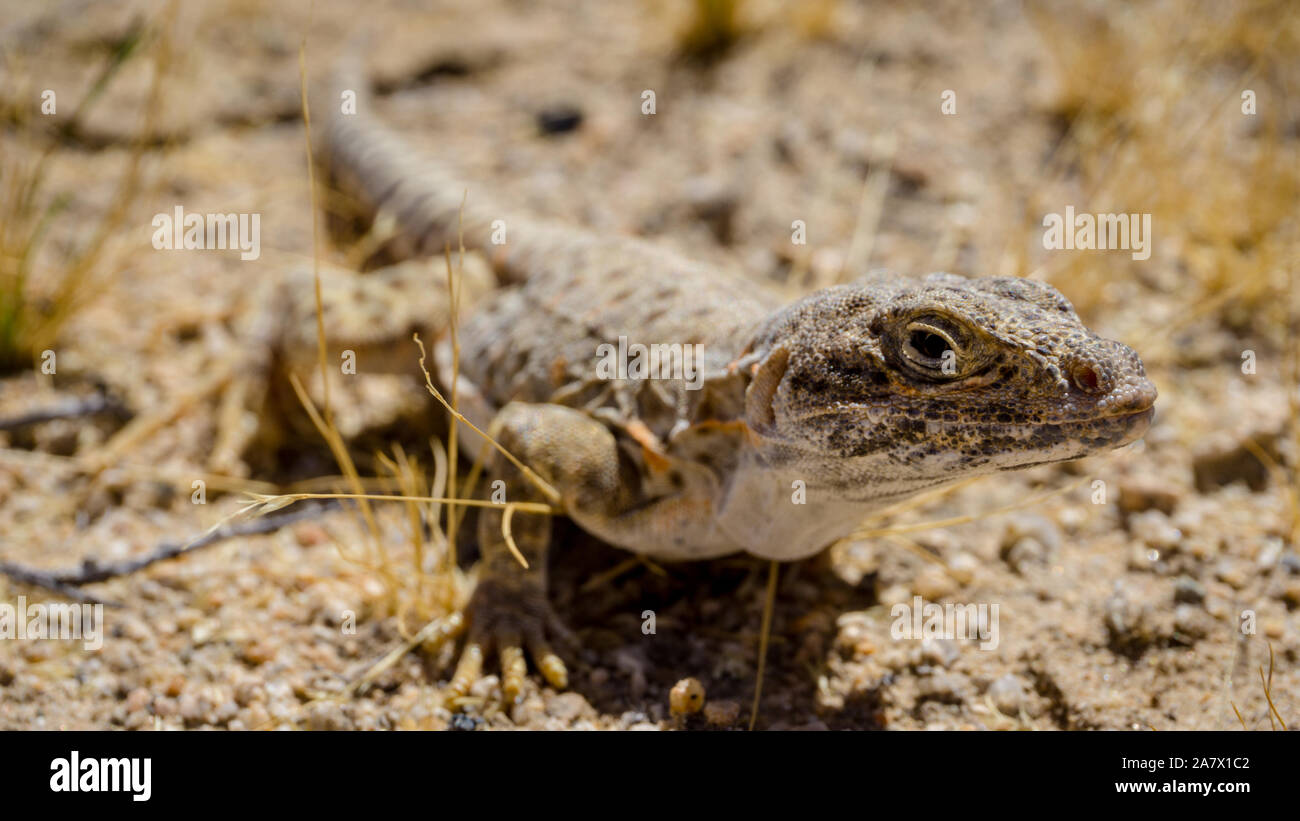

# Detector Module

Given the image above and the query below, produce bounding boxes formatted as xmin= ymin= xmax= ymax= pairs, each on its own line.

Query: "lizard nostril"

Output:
xmin=1072 ymin=364 xmax=1101 ymax=394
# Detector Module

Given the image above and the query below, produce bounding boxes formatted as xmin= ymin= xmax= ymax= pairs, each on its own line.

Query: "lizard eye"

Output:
xmin=900 ymin=319 xmax=962 ymax=375
xmin=907 ymin=328 xmax=952 ymax=361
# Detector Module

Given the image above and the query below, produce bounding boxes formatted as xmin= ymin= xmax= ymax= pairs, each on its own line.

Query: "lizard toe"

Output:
xmin=443 ymin=577 xmax=574 ymax=708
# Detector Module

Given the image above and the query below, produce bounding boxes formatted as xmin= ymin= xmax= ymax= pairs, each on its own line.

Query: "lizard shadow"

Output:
xmin=542 ymin=519 xmax=886 ymax=730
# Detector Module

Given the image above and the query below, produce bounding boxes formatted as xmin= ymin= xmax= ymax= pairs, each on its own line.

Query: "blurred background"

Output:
xmin=0 ymin=0 xmax=1296 ymax=730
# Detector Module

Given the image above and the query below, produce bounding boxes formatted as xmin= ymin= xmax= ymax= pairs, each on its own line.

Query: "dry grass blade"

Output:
xmin=442 ymin=196 xmax=468 ymax=564
xmin=500 ymin=503 xmax=530 ymax=569
xmin=287 ymin=372 xmax=385 ymax=563
xmin=412 ymin=333 xmax=562 ymax=507
xmin=349 ymin=612 xmax=465 ymax=695
xmin=1259 ymin=642 xmax=1288 ymax=731
xmin=0 ymin=10 xmax=165 ymax=373
xmin=297 ymin=1 xmax=331 ymax=423
xmin=243 ymin=491 xmax=553 ymax=516
xmin=1230 ymin=700 xmax=1248 ymax=730
xmin=748 ymin=559 xmax=779 ymax=731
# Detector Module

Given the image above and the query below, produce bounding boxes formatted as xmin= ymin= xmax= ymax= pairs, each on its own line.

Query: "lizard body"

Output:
xmin=308 ymin=63 xmax=1156 ymax=700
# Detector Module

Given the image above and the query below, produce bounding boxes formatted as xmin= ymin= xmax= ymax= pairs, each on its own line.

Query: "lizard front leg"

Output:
xmin=446 ymin=401 xmax=638 ymax=706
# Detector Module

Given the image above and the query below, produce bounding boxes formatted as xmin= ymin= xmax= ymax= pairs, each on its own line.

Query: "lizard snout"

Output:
xmin=1062 ymin=342 xmax=1156 ymax=419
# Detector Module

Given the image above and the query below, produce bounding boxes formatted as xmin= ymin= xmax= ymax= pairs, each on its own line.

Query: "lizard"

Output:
xmin=205 ymin=254 xmax=494 ymax=477
xmin=307 ymin=59 xmax=1158 ymax=705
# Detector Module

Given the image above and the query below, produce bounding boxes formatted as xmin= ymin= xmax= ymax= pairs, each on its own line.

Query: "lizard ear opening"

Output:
xmin=744 ymin=346 xmax=790 ymax=432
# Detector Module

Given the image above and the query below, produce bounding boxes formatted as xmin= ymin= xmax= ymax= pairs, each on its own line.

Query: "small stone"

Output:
xmin=1000 ymin=514 xmax=1061 ymax=571
xmin=919 ymin=637 xmax=959 ymax=668
xmin=1003 ymin=514 xmax=1063 ymax=552
xmin=1280 ymin=552 xmax=1300 ymax=575
xmin=1003 ymin=537 xmax=1047 ymax=573
xmin=1281 ymin=580 xmax=1300 ymax=609
xmin=536 ymin=104 xmax=583 ymax=135
xmin=618 ymin=711 xmax=648 ymax=728
xmin=468 ymin=675 xmax=499 ymax=701
xmin=1174 ymin=605 xmax=1210 ymax=641
xmin=669 ymin=677 xmax=705 ymax=716
xmin=682 ymin=176 xmax=739 ymax=244
xmin=448 ymin=713 xmax=481 ymax=732
xmin=124 ymin=712 xmax=152 ymax=730
xmin=918 ymin=672 xmax=972 ymax=704
xmin=1173 ymin=576 xmax=1206 ymax=605
xmin=214 ymin=700 xmax=240 ymax=725
xmin=306 ymin=701 xmax=353 ymax=731
xmin=1129 ymin=510 xmax=1182 ymax=551
xmin=913 ymin=565 xmax=957 ymax=600
xmin=242 ymin=703 xmax=270 ymax=728
xmin=878 ymin=584 xmax=911 ymax=608
xmin=1192 ymin=428 xmax=1280 ymax=492
xmin=544 ymin=691 xmax=594 ymax=721
xmin=703 ymin=699 xmax=741 ymax=727
xmin=1215 ymin=560 xmax=1249 ymax=590
xmin=178 ymin=693 xmax=203 ymax=724
xmin=242 ymin=640 xmax=278 ymax=666
xmin=190 ymin=619 xmax=218 ymax=646
xmin=294 ymin=523 xmax=328 ymax=547
xmin=125 ymin=688 xmax=151 ymax=713
xmin=986 ymin=674 xmax=1027 ymax=715
xmin=947 ymin=552 xmax=978 ymax=585
xmin=511 ymin=696 xmax=546 ymax=726
xmin=1117 ymin=478 xmax=1180 ymax=515
xmin=233 ymin=678 xmax=264 ymax=706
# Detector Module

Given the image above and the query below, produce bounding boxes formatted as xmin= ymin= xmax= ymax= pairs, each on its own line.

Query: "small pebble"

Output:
xmin=1128 ymin=510 xmax=1182 ymax=551
xmin=448 ymin=713 xmax=481 ymax=732
xmin=1281 ymin=580 xmax=1300 ymax=609
xmin=913 ymin=565 xmax=957 ymax=600
xmin=1173 ymin=576 xmax=1206 ymax=605
xmin=918 ymin=637 xmax=959 ymax=668
xmin=511 ymin=695 xmax=546 ymax=725
xmin=918 ymin=672 xmax=972 ymax=704
xmin=544 ymin=691 xmax=594 ymax=721
xmin=124 ymin=688 xmax=151 ymax=713
xmin=536 ymin=104 xmax=583 ymax=135
xmin=669 ymin=677 xmax=705 ymax=716
xmin=986 ymin=674 xmax=1027 ymax=716
xmin=1117 ymin=478 xmax=1180 ymax=515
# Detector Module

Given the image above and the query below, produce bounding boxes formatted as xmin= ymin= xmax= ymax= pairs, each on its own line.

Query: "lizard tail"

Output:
xmin=313 ymin=51 xmax=507 ymax=266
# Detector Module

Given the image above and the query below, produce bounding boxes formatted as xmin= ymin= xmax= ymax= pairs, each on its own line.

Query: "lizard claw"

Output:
xmin=443 ymin=577 xmax=574 ymax=707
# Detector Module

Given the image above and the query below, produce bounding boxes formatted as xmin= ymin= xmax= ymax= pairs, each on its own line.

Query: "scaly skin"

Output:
xmin=314 ymin=63 xmax=1157 ymax=704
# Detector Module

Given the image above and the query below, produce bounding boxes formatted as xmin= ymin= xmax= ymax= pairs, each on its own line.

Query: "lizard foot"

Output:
xmin=443 ymin=576 xmax=575 ymax=706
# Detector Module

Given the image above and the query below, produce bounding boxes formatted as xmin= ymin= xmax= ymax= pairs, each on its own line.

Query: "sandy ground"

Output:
xmin=0 ymin=0 xmax=1297 ymax=730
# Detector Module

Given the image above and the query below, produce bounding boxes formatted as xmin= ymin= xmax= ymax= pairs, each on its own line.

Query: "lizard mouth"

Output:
xmin=989 ymin=405 xmax=1155 ymax=469
xmin=769 ymin=402 xmax=1155 ymax=462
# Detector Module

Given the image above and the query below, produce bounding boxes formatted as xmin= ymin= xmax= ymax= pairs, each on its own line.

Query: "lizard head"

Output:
xmin=742 ymin=273 xmax=1156 ymax=503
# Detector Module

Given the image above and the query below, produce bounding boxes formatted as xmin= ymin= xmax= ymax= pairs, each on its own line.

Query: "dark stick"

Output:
xmin=0 ymin=501 xmax=337 ymax=605
xmin=0 ymin=393 xmax=122 ymax=432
